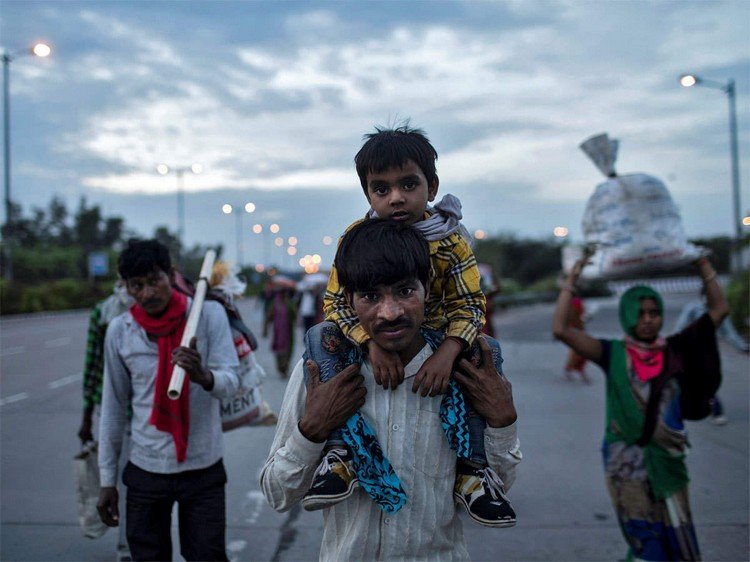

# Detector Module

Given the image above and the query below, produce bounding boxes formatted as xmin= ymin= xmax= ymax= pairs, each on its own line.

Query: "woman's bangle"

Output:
xmin=702 ymin=270 xmax=717 ymax=283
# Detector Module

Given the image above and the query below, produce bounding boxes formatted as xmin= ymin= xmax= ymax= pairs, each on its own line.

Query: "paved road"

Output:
xmin=1 ymin=295 xmax=747 ymax=561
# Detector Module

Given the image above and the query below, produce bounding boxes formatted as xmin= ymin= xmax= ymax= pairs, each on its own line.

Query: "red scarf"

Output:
xmin=130 ymin=290 xmax=190 ymax=462
xmin=624 ymin=335 xmax=667 ymax=383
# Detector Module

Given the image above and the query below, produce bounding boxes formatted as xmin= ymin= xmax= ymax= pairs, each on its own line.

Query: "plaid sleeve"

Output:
xmin=323 ymin=263 xmax=370 ymax=346
xmin=82 ymin=305 xmax=105 ymax=410
xmin=321 ymin=219 xmax=371 ymax=346
xmin=441 ymin=235 xmax=486 ymax=346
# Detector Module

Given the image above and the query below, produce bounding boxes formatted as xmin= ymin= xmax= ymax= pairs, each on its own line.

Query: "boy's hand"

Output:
xmin=412 ymin=337 xmax=463 ymax=397
xmin=366 ymin=340 xmax=404 ymax=390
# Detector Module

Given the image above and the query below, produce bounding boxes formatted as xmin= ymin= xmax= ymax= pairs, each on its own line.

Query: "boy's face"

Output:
xmin=347 ymin=277 xmax=427 ymax=362
xmin=365 ymin=160 xmax=438 ymax=226
xmin=125 ymin=266 xmax=174 ymax=317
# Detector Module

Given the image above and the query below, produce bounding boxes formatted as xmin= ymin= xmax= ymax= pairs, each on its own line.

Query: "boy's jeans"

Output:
xmin=303 ymin=322 xmax=505 ymax=465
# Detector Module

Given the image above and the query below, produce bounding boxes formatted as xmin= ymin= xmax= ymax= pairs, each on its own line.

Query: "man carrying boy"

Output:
xmin=260 ymin=219 xmax=521 ymax=560
xmin=300 ymin=124 xmax=515 ymax=526
xmin=97 ymin=239 xmax=241 ymax=561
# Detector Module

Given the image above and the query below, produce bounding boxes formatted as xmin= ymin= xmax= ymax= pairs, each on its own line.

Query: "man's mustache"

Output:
xmin=374 ymin=318 xmax=412 ymax=333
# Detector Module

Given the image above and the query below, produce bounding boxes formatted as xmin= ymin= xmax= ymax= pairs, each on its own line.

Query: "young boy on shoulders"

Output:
xmin=302 ymin=124 xmax=516 ymax=528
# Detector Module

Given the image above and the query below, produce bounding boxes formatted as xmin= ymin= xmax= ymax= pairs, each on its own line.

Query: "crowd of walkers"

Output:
xmin=79 ymin=124 xmax=745 ymax=562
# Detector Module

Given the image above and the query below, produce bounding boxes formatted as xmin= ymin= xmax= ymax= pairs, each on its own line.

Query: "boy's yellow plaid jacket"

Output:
xmin=323 ymin=215 xmax=486 ymax=348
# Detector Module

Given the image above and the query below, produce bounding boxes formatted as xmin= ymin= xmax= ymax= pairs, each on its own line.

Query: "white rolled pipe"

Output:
xmin=167 ymin=250 xmax=217 ymax=400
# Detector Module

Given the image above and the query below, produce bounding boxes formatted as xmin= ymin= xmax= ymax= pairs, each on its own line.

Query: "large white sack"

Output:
xmin=576 ymin=133 xmax=701 ymax=280
xmin=579 ymin=173 xmax=701 ymax=279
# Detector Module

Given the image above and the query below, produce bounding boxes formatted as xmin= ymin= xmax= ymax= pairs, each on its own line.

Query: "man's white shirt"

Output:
xmin=260 ymin=344 xmax=522 ymax=562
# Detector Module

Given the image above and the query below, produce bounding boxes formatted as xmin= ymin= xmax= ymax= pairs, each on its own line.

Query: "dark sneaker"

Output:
xmin=301 ymin=448 xmax=359 ymax=511
xmin=454 ymin=463 xmax=516 ymax=528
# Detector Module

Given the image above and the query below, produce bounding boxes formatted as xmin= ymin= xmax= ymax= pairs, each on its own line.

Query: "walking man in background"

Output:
xmin=97 ymin=239 xmax=240 ymax=561
xmin=78 ymin=281 xmax=133 ymax=560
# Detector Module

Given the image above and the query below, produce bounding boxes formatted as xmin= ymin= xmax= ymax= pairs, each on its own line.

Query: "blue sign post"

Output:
xmin=88 ymin=252 xmax=109 ymax=278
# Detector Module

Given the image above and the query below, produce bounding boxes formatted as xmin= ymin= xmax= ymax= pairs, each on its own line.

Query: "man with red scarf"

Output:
xmin=97 ymin=239 xmax=240 ymax=561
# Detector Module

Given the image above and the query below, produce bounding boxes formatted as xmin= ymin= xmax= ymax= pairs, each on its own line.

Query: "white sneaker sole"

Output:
xmin=453 ymin=491 xmax=517 ymax=528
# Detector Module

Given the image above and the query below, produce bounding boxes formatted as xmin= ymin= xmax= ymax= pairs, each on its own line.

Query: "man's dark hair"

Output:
xmin=335 ymin=218 xmax=430 ymax=293
xmin=118 ymin=238 xmax=172 ymax=280
xmin=354 ymin=123 xmax=438 ymax=193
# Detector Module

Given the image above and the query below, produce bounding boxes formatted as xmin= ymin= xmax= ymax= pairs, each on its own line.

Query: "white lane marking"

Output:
xmin=244 ymin=490 xmax=265 ymax=524
xmin=0 ymin=393 xmax=29 ymax=407
xmin=227 ymin=539 xmax=247 ymax=562
xmin=0 ymin=346 xmax=25 ymax=357
xmin=49 ymin=373 xmax=82 ymax=389
xmin=44 ymin=337 xmax=72 ymax=348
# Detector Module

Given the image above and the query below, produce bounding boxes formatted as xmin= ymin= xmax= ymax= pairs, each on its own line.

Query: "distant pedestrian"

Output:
xmin=97 ymin=239 xmax=241 ymax=562
xmin=552 ymin=255 xmax=728 ymax=561
xmin=562 ymin=296 xmax=590 ymax=383
xmin=263 ymin=277 xmax=298 ymax=378
xmin=78 ymin=281 xmax=133 ymax=561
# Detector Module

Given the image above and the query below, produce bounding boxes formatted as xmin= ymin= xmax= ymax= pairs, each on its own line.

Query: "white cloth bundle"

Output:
xmin=576 ymin=134 xmax=701 ymax=279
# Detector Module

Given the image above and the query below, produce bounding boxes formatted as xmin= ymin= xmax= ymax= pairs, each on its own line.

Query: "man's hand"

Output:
xmin=412 ymin=338 xmax=462 ymax=397
xmin=454 ymin=337 xmax=517 ymax=428
xmin=97 ymin=486 xmax=119 ymax=527
xmin=366 ymin=340 xmax=404 ymax=390
xmin=78 ymin=408 xmax=94 ymax=443
xmin=172 ymin=336 xmax=214 ymax=390
xmin=298 ymin=360 xmax=366 ymax=443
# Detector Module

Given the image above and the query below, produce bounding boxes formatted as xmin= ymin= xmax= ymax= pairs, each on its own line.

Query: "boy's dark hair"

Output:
xmin=335 ymin=218 xmax=430 ymax=293
xmin=354 ymin=123 xmax=438 ymax=193
xmin=118 ymin=238 xmax=172 ymax=280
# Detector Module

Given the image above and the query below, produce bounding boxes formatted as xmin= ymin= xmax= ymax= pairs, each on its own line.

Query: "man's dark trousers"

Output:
xmin=123 ymin=459 xmax=229 ymax=562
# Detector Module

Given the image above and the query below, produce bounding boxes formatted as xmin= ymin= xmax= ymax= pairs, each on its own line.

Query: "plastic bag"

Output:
xmin=220 ymin=332 xmax=277 ymax=431
xmin=577 ymin=134 xmax=701 ymax=279
xmin=73 ymin=441 xmax=107 ymax=539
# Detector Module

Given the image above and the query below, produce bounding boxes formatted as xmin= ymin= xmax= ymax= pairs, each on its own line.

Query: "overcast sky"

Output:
xmin=3 ymin=0 xmax=749 ymax=269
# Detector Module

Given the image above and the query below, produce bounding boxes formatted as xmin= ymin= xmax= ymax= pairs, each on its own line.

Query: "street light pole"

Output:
xmin=157 ymin=163 xmax=202 ymax=250
xmin=176 ymin=168 xmax=185 ymax=244
xmin=2 ymin=43 xmax=51 ymax=281
xmin=680 ymin=73 xmax=744 ymax=270
xmin=222 ymin=202 xmax=255 ymax=267
xmin=727 ymin=79 xmax=742 ymax=261
xmin=3 ymin=53 xmax=12 ymax=281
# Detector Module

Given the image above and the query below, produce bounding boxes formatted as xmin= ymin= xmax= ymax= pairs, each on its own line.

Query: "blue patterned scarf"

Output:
xmin=340 ymin=329 xmax=472 ymax=513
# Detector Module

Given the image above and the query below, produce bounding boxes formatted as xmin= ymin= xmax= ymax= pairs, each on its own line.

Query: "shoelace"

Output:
xmin=314 ymin=448 xmax=349 ymax=477
xmin=479 ymin=466 xmax=507 ymax=502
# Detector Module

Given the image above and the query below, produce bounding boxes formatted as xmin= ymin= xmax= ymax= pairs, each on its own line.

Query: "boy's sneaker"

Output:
xmin=454 ymin=462 xmax=516 ymax=528
xmin=301 ymin=448 xmax=359 ymax=511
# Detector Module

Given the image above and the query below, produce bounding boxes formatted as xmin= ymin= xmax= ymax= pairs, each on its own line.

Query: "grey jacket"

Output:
xmin=99 ymin=300 xmax=240 ymax=486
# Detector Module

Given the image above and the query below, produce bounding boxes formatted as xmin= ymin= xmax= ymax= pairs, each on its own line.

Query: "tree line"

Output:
xmin=0 ymin=196 xmax=743 ymax=316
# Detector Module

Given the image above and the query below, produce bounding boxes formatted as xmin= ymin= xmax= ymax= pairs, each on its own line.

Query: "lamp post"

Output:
xmin=2 ymin=42 xmax=52 ymax=281
xmin=222 ymin=202 xmax=255 ymax=266
xmin=680 ymin=73 xmax=743 ymax=270
xmin=156 ymin=162 xmax=202 ymax=248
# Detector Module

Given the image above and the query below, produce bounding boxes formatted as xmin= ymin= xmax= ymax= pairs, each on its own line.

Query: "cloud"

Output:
xmin=7 ymin=1 xmax=746 ymax=248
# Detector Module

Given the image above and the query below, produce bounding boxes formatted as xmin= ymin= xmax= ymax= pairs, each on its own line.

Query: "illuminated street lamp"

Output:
xmin=3 ymin=41 xmax=52 ymax=281
xmin=221 ymin=202 xmax=255 ymax=266
xmin=680 ymin=73 xmax=743 ymax=269
xmin=553 ymin=226 xmax=569 ymax=238
xmin=156 ymin=162 xmax=202 ymax=247
xmin=474 ymin=229 xmax=487 ymax=240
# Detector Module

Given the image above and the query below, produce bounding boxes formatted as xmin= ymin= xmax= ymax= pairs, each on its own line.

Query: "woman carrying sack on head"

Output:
xmin=552 ymin=255 xmax=728 ymax=561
